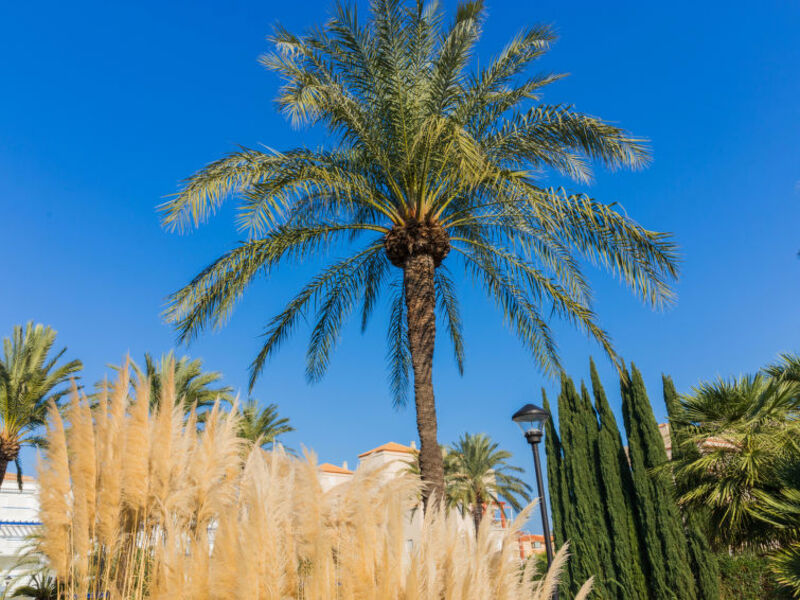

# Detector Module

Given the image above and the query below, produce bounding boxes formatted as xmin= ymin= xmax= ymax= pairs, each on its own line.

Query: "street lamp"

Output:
xmin=512 ymin=403 xmax=556 ymax=573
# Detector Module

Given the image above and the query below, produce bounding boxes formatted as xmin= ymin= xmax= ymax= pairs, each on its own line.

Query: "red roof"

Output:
xmin=318 ymin=463 xmax=354 ymax=475
xmin=518 ymin=533 xmax=551 ymax=542
xmin=358 ymin=442 xmax=415 ymax=458
xmin=1 ymin=473 xmax=34 ymax=483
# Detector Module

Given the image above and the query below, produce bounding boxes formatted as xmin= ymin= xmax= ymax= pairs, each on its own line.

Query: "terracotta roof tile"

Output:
xmin=2 ymin=474 xmax=34 ymax=483
xmin=318 ymin=463 xmax=354 ymax=475
xmin=357 ymin=441 xmax=415 ymax=458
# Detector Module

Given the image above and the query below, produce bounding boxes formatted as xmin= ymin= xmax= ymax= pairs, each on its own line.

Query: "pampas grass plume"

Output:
xmin=37 ymin=355 xmax=589 ymax=600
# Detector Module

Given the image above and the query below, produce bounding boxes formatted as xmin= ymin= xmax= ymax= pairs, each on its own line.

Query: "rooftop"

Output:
xmin=358 ymin=441 xmax=415 ymax=458
xmin=0 ymin=473 xmax=35 ymax=484
xmin=318 ymin=462 xmax=354 ymax=475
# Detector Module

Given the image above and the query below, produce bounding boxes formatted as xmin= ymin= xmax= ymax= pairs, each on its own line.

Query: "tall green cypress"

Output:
xmin=578 ymin=380 xmax=617 ymax=595
xmin=591 ymin=359 xmax=649 ymax=600
xmin=622 ymin=364 xmax=697 ymax=599
xmin=663 ymin=375 xmax=720 ymax=600
xmin=558 ymin=374 xmax=605 ymax=595
xmin=542 ymin=390 xmax=566 ymax=550
xmin=542 ymin=389 xmax=575 ymax=596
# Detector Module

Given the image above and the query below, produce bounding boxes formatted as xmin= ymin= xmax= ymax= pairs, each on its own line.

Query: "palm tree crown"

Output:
xmin=0 ymin=322 xmax=82 ymax=488
xmin=159 ymin=0 xmax=678 ymax=505
xmin=672 ymin=374 xmax=800 ymax=550
xmin=236 ymin=398 xmax=294 ymax=450
xmin=119 ymin=351 xmax=234 ymax=415
xmin=446 ymin=432 xmax=531 ymax=532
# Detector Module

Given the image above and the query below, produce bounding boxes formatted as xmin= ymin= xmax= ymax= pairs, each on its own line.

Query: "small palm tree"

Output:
xmin=236 ymin=398 xmax=294 ymax=450
xmin=10 ymin=572 xmax=58 ymax=600
xmin=0 ymin=323 xmax=82 ymax=488
xmin=11 ymin=571 xmax=60 ymax=600
xmin=113 ymin=351 xmax=234 ymax=414
xmin=160 ymin=0 xmax=678 ymax=506
xmin=446 ymin=433 xmax=531 ymax=534
xmin=673 ymin=374 xmax=800 ymax=550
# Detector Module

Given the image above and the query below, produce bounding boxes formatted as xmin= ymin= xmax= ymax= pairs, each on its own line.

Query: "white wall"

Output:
xmin=0 ymin=477 xmax=42 ymax=595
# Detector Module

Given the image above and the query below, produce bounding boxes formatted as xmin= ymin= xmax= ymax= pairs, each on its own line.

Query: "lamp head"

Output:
xmin=512 ymin=403 xmax=550 ymax=439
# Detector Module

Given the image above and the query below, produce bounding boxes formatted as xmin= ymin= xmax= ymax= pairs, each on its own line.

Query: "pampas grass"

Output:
xmin=38 ymin=362 xmax=588 ymax=599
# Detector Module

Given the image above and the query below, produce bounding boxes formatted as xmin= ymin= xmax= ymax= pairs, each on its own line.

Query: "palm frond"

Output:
xmin=160 ymin=0 xmax=677 ymax=396
xmin=435 ymin=266 xmax=464 ymax=374
xmin=386 ymin=278 xmax=411 ymax=407
xmin=250 ymin=242 xmax=384 ymax=389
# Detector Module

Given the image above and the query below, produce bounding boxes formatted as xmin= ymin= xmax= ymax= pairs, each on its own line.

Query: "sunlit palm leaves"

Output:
xmin=160 ymin=0 xmax=678 ymax=405
xmin=672 ymin=374 xmax=800 ymax=550
xmin=236 ymin=398 xmax=294 ymax=451
xmin=445 ymin=432 xmax=531 ymax=527
xmin=0 ymin=322 xmax=82 ymax=487
xmin=106 ymin=351 xmax=234 ymax=416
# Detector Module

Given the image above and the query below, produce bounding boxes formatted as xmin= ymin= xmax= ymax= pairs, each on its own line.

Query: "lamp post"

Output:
xmin=512 ymin=403 xmax=557 ymax=582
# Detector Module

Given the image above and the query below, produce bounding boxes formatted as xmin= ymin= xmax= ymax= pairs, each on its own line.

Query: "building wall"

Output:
xmin=0 ymin=476 xmax=42 ymax=595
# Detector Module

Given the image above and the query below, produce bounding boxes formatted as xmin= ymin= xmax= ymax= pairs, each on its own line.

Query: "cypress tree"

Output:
xmin=663 ymin=375 xmax=720 ymax=600
xmin=558 ymin=374 xmax=604 ymax=595
xmin=578 ymin=380 xmax=617 ymax=595
xmin=622 ymin=364 xmax=697 ymax=599
xmin=542 ymin=389 xmax=566 ymax=550
xmin=542 ymin=389 xmax=576 ymax=596
xmin=591 ymin=358 xmax=649 ymax=599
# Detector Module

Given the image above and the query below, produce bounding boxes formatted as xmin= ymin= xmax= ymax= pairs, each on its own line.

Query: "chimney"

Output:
xmin=410 ymin=441 xmax=417 ymax=450
xmin=342 ymin=461 xmax=348 ymax=471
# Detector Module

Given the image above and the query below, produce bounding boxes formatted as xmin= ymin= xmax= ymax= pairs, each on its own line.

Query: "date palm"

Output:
xmin=159 ymin=0 xmax=678 ymax=506
xmin=129 ymin=351 xmax=234 ymax=414
xmin=236 ymin=398 xmax=294 ymax=450
xmin=101 ymin=351 xmax=234 ymax=416
xmin=446 ymin=432 xmax=531 ymax=534
xmin=0 ymin=323 xmax=82 ymax=488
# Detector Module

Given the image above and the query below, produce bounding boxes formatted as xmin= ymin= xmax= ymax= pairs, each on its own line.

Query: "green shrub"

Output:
xmin=718 ymin=552 xmax=792 ymax=599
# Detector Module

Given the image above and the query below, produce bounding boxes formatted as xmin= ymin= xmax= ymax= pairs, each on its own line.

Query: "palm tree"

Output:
xmin=236 ymin=398 xmax=294 ymax=450
xmin=10 ymin=572 xmax=58 ymax=600
xmin=0 ymin=323 xmax=82 ymax=488
xmin=159 ymin=0 xmax=678 ymax=506
xmin=446 ymin=432 xmax=531 ymax=533
xmin=672 ymin=374 xmax=800 ymax=550
xmin=113 ymin=351 xmax=234 ymax=415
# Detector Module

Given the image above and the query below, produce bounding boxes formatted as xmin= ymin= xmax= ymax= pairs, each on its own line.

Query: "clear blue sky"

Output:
xmin=2 ymin=1 xmax=799 ymax=532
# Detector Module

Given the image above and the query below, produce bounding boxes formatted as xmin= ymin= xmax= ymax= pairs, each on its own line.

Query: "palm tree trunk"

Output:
xmin=0 ymin=435 xmax=19 ymax=490
xmin=0 ymin=457 xmax=8 ymax=490
xmin=404 ymin=252 xmax=445 ymax=510
xmin=472 ymin=498 xmax=484 ymax=538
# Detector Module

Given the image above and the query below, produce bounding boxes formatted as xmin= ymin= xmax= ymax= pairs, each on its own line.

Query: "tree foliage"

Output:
xmin=591 ymin=359 xmax=648 ymax=599
xmin=236 ymin=398 xmax=294 ymax=451
xmin=663 ymin=375 xmax=720 ymax=600
xmin=670 ymin=354 xmax=800 ymax=597
xmin=545 ymin=362 xmax=719 ymax=599
xmin=159 ymin=0 xmax=678 ymax=498
xmin=622 ymin=364 xmax=697 ymax=598
xmin=445 ymin=432 xmax=531 ymax=531
xmin=0 ymin=322 xmax=82 ymax=487
xmin=672 ymin=373 xmax=800 ymax=550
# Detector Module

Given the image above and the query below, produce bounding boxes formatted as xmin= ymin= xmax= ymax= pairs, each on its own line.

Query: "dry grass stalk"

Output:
xmin=38 ymin=362 xmax=587 ymax=599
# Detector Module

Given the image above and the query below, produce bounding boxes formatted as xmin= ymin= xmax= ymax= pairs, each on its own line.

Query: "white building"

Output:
xmin=0 ymin=474 xmax=41 ymax=595
xmin=318 ymin=441 xmax=516 ymax=553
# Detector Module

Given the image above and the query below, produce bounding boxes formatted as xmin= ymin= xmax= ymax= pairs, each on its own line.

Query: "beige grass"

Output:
xmin=37 ymin=363 xmax=590 ymax=600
